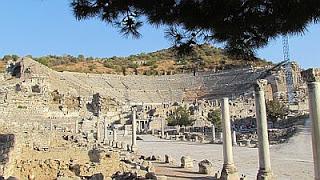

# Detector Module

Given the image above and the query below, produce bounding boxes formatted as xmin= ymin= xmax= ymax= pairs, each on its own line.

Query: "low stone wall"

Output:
xmin=0 ymin=134 xmax=15 ymax=176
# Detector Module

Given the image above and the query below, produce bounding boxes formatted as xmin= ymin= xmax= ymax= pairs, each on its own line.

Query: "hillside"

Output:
xmin=0 ymin=61 xmax=5 ymax=73
xmin=0 ymin=44 xmax=272 ymax=75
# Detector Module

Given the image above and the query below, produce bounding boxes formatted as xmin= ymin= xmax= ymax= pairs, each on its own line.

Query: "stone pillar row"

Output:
xmin=219 ymin=80 xmax=275 ymax=180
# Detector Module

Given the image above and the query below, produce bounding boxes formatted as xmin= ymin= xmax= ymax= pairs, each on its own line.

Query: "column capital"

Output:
xmin=254 ymin=79 xmax=268 ymax=92
xmin=301 ymin=68 xmax=320 ymax=83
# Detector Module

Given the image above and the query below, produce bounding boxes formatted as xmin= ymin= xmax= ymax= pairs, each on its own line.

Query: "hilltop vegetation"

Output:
xmin=0 ymin=44 xmax=272 ymax=75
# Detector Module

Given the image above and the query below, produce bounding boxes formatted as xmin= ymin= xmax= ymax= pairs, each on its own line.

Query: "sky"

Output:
xmin=0 ymin=1 xmax=319 ymax=69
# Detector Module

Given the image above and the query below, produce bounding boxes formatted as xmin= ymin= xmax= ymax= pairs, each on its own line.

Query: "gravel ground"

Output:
xmin=127 ymin=121 xmax=314 ymax=180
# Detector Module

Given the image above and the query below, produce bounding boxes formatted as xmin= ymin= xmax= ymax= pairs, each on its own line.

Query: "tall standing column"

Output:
xmin=255 ymin=79 xmax=274 ymax=180
xmin=113 ymin=128 xmax=117 ymax=142
xmin=137 ymin=121 xmax=140 ymax=133
xmin=161 ymin=118 xmax=165 ymax=138
xmin=302 ymin=69 xmax=320 ymax=180
xmin=220 ymin=97 xmax=239 ymax=180
xmin=97 ymin=121 xmax=102 ymax=143
xmin=212 ymin=124 xmax=216 ymax=143
xmin=232 ymin=131 xmax=237 ymax=146
xmin=104 ymin=118 xmax=108 ymax=143
xmin=131 ymin=107 xmax=138 ymax=152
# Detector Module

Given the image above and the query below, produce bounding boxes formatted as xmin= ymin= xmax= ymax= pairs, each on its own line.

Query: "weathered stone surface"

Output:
xmin=181 ymin=156 xmax=193 ymax=168
xmin=198 ymin=159 xmax=214 ymax=175
xmin=145 ymin=172 xmax=156 ymax=179
xmin=165 ymin=155 xmax=174 ymax=164
xmin=301 ymin=68 xmax=320 ymax=82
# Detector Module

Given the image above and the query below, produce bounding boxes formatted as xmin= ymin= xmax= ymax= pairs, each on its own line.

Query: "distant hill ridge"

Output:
xmin=0 ymin=44 xmax=272 ymax=75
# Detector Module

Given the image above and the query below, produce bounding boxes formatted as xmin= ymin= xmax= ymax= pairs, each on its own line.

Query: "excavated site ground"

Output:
xmin=116 ymin=120 xmax=314 ymax=180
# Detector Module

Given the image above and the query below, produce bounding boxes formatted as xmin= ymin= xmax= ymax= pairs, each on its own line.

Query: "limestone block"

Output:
xmin=127 ymin=144 xmax=131 ymax=152
xmin=165 ymin=155 xmax=174 ymax=164
xmin=145 ymin=172 xmax=157 ymax=179
xmin=147 ymin=165 xmax=155 ymax=173
xmin=245 ymin=139 xmax=251 ymax=147
xmin=156 ymin=175 xmax=168 ymax=180
xmin=121 ymin=142 xmax=126 ymax=149
xmin=149 ymin=155 xmax=160 ymax=161
xmin=194 ymin=136 xmax=198 ymax=142
xmin=199 ymin=136 xmax=204 ymax=143
xmin=116 ymin=141 xmax=121 ymax=148
xmin=181 ymin=156 xmax=193 ymax=168
xmin=198 ymin=159 xmax=214 ymax=174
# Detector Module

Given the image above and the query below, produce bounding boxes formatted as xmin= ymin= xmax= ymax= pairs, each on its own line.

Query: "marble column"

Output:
xmin=220 ymin=97 xmax=239 ymax=180
xmin=140 ymin=121 xmax=144 ymax=132
xmin=103 ymin=119 xmax=108 ymax=143
xmin=219 ymin=132 xmax=223 ymax=142
xmin=112 ymin=128 xmax=117 ymax=143
xmin=124 ymin=126 xmax=128 ymax=136
xmin=137 ymin=121 xmax=140 ymax=133
xmin=212 ymin=124 xmax=216 ymax=143
xmin=131 ymin=107 xmax=138 ymax=152
xmin=302 ymin=69 xmax=320 ymax=180
xmin=97 ymin=121 xmax=102 ymax=142
xmin=255 ymin=79 xmax=274 ymax=180
xmin=232 ymin=131 xmax=237 ymax=146
xmin=161 ymin=118 xmax=165 ymax=138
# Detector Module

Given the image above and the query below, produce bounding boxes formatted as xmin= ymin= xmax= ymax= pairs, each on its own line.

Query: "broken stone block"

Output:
xmin=194 ymin=136 xmax=198 ymax=142
xmin=198 ymin=159 xmax=214 ymax=174
xmin=151 ymin=155 xmax=161 ymax=161
xmin=165 ymin=155 xmax=174 ymax=164
xmin=245 ymin=139 xmax=251 ymax=147
xmin=126 ymin=144 xmax=131 ymax=152
xmin=145 ymin=172 xmax=156 ymax=179
xmin=121 ymin=142 xmax=126 ymax=149
xmin=156 ymin=175 xmax=168 ymax=180
xmin=181 ymin=156 xmax=193 ymax=168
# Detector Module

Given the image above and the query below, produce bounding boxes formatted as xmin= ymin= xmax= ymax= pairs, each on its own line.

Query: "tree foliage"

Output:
xmin=2 ymin=55 xmax=19 ymax=62
xmin=166 ymin=106 xmax=194 ymax=126
xmin=207 ymin=109 xmax=222 ymax=131
xmin=71 ymin=0 xmax=320 ymax=59
xmin=266 ymin=100 xmax=288 ymax=124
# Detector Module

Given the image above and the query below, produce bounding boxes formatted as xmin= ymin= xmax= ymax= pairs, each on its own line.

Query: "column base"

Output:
xmin=257 ymin=169 xmax=274 ymax=180
xmin=220 ymin=163 xmax=239 ymax=180
xmin=103 ymin=139 xmax=108 ymax=145
xmin=112 ymin=141 xmax=117 ymax=147
xmin=131 ymin=145 xmax=138 ymax=153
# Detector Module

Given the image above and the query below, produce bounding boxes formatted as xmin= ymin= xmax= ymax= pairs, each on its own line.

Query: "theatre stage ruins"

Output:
xmin=0 ymin=57 xmax=316 ymax=179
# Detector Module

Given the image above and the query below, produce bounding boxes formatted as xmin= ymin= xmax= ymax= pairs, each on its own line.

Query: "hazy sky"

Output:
xmin=0 ymin=1 xmax=319 ymax=69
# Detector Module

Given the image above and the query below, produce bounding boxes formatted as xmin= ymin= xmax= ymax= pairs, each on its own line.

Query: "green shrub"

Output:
xmin=17 ymin=105 xmax=27 ymax=109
